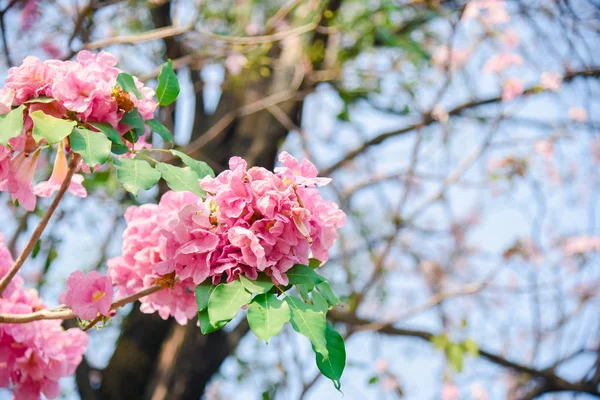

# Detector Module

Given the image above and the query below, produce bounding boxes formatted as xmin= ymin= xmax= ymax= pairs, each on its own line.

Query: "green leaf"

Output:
xmin=30 ymin=111 xmax=76 ymax=144
xmin=156 ymin=60 xmax=180 ymax=106
xmin=170 ymin=149 xmax=215 ymax=178
xmin=285 ymin=296 xmax=328 ymax=359
xmin=247 ymin=294 xmax=290 ymax=343
xmin=120 ymin=108 xmax=145 ymax=140
xmin=462 ymin=338 xmax=479 ymax=357
xmin=447 ymin=343 xmax=464 ymax=373
xmin=88 ymin=122 xmax=124 ymax=145
xmin=208 ymin=280 xmax=252 ymax=326
xmin=316 ymin=323 xmax=346 ymax=390
xmin=240 ymin=275 xmax=274 ymax=294
xmin=431 ymin=334 xmax=449 ymax=350
xmin=116 ymin=72 xmax=142 ymax=99
xmin=155 ymin=162 xmax=203 ymax=196
xmin=311 ymin=291 xmax=328 ymax=313
xmin=23 ymin=96 xmax=55 ymax=104
xmin=308 ymin=258 xmax=321 ymax=269
xmin=316 ymin=282 xmax=340 ymax=307
xmin=198 ymin=309 xmax=228 ymax=334
xmin=32 ymin=239 xmax=41 ymax=259
xmin=195 ymin=282 xmax=216 ymax=312
xmin=114 ymin=158 xmax=161 ymax=195
xmin=297 ymin=283 xmax=312 ymax=301
xmin=0 ymin=105 xmax=25 ymax=146
xmin=286 ymin=264 xmax=326 ymax=286
xmin=70 ymin=128 xmax=112 ymax=168
xmin=111 ymin=142 xmax=130 ymax=155
xmin=146 ymin=119 xmax=173 ymax=142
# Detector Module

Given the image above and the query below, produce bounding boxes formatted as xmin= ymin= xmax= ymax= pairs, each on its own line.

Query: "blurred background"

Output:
xmin=1 ymin=0 xmax=600 ymax=399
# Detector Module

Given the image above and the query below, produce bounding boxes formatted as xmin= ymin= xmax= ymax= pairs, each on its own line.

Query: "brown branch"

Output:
xmin=0 ymin=284 xmax=165 ymax=323
xmin=85 ymin=25 xmax=192 ymax=50
xmin=322 ymin=68 xmax=600 ymax=176
xmin=0 ymin=153 xmax=81 ymax=296
xmin=329 ymin=311 xmax=600 ymax=397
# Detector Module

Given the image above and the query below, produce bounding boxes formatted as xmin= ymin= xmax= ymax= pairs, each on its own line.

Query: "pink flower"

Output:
xmin=34 ymin=142 xmax=87 ymax=198
xmin=568 ymin=106 xmax=587 ymax=123
xmin=501 ymin=78 xmax=523 ymax=101
xmin=500 ymin=28 xmax=520 ymax=47
xmin=540 ymin=72 xmax=562 ymax=92
xmin=225 ymin=53 xmax=248 ymax=76
xmin=431 ymin=47 xmax=470 ymax=71
xmin=275 ymin=151 xmax=332 ymax=186
xmin=534 ymin=140 xmax=553 ymax=159
xmin=441 ymin=383 xmax=460 ymax=400
xmin=5 ymin=56 xmax=51 ymax=103
xmin=562 ymin=236 xmax=600 ymax=256
xmin=463 ymin=0 xmax=510 ymax=25
xmin=483 ymin=53 xmax=524 ymax=74
xmin=7 ymin=148 xmax=41 ymax=211
xmin=0 ymin=234 xmax=88 ymax=399
xmin=59 ymin=270 xmax=114 ymax=320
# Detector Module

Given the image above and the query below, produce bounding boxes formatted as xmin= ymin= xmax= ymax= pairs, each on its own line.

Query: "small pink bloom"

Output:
xmin=500 ymin=28 xmax=520 ymax=47
xmin=7 ymin=148 xmax=41 ymax=211
xmin=275 ymin=151 xmax=331 ymax=186
xmin=482 ymin=1 xmax=510 ymax=25
xmin=432 ymin=47 xmax=470 ymax=71
xmin=540 ymin=72 xmax=562 ymax=92
xmin=568 ymin=106 xmax=587 ymax=122
xmin=441 ymin=383 xmax=460 ymax=400
xmin=59 ymin=270 xmax=114 ymax=320
xmin=374 ymin=359 xmax=388 ymax=373
xmin=501 ymin=78 xmax=523 ymax=101
xmin=534 ymin=140 xmax=553 ymax=158
xmin=34 ymin=142 xmax=87 ymax=198
xmin=483 ymin=53 xmax=524 ymax=74
xmin=225 ymin=53 xmax=248 ymax=76
xmin=5 ymin=56 xmax=51 ymax=103
xmin=562 ymin=236 xmax=600 ymax=256
xmin=381 ymin=377 xmax=399 ymax=391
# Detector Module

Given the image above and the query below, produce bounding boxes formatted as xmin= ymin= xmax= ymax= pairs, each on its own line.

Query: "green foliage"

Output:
xmin=70 ymin=128 xmax=112 ymax=168
xmin=170 ymin=149 xmax=215 ymax=178
xmin=156 ymin=60 xmax=180 ymax=106
xmin=116 ymin=72 xmax=142 ymax=99
xmin=240 ymin=275 xmax=274 ymax=294
xmin=431 ymin=334 xmax=479 ymax=373
xmin=23 ymin=96 xmax=55 ymax=104
xmin=315 ymin=282 xmax=340 ymax=307
xmin=247 ymin=294 xmax=290 ymax=343
xmin=146 ymin=119 xmax=173 ymax=143
xmin=154 ymin=162 xmax=204 ymax=196
xmin=114 ymin=158 xmax=161 ymax=195
xmin=208 ymin=280 xmax=252 ymax=326
xmin=30 ymin=111 xmax=76 ymax=144
xmin=120 ymin=108 xmax=145 ymax=140
xmin=285 ymin=296 xmax=328 ymax=359
xmin=316 ymin=323 xmax=346 ymax=390
xmin=88 ymin=122 xmax=124 ymax=146
xmin=0 ymin=105 xmax=25 ymax=146
xmin=286 ymin=264 xmax=326 ymax=286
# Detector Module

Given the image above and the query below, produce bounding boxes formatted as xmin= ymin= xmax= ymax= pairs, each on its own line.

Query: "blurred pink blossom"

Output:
xmin=374 ymin=359 xmax=388 ymax=373
xmin=540 ymin=72 xmax=562 ymax=92
xmin=562 ymin=236 xmax=600 ymax=256
xmin=534 ymin=140 xmax=553 ymax=159
xmin=568 ymin=106 xmax=588 ymax=122
xmin=502 ymin=78 xmax=523 ymax=101
xmin=224 ymin=53 xmax=248 ymax=76
xmin=432 ymin=47 xmax=470 ymax=71
xmin=483 ymin=53 xmax=524 ymax=74
xmin=441 ymin=383 xmax=460 ymax=400
xmin=500 ymin=28 xmax=520 ymax=47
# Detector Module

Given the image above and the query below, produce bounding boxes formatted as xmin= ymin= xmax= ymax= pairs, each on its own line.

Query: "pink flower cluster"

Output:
xmin=0 ymin=51 xmax=157 ymax=211
xmin=0 ymin=234 xmax=88 ymax=400
xmin=108 ymin=152 xmax=346 ymax=324
xmin=59 ymin=270 xmax=114 ymax=321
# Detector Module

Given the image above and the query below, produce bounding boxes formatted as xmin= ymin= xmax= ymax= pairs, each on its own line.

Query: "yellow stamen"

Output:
xmin=92 ymin=290 xmax=106 ymax=302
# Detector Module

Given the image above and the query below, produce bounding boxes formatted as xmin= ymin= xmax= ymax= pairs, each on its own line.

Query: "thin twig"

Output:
xmin=0 ymin=154 xmax=81 ymax=296
xmin=0 ymin=284 xmax=165 ymax=323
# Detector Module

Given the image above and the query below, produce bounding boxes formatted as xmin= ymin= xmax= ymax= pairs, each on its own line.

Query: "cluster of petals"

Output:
xmin=562 ymin=236 xmax=600 ymax=256
xmin=501 ymin=78 xmax=524 ymax=101
xmin=0 ymin=51 xmax=157 ymax=211
xmin=483 ymin=52 xmax=524 ymax=74
xmin=0 ymin=234 xmax=88 ymax=400
xmin=107 ymin=191 xmax=202 ymax=325
xmin=59 ymin=270 xmax=114 ymax=321
xmin=109 ymin=153 xmax=346 ymax=324
xmin=431 ymin=47 xmax=470 ymax=71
